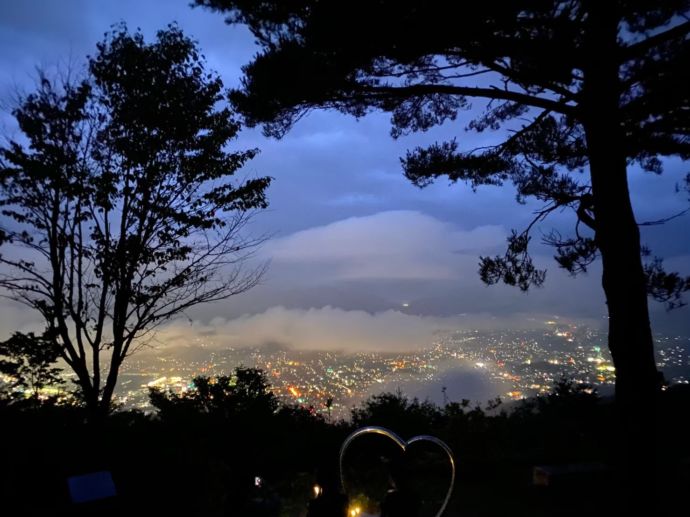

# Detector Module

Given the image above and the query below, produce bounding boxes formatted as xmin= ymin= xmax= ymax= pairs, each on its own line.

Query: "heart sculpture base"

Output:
xmin=339 ymin=426 xmax=456 ymax=517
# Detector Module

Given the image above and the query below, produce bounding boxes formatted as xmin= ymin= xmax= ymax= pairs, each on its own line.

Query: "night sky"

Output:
xmin=1 ymin=0 xmax=689 ymax=352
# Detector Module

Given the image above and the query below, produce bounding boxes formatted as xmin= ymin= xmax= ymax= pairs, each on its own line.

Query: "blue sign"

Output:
xmin=67 ymin=471 xmax=117 ymax=503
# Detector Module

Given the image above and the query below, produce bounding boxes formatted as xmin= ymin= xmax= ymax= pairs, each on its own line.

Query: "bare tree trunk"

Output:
xmin=583 ymin=0 xmax=660 ymax=409
xmin=99 ymin=355 xmax=122 ymax=416
xmin=68 ymin=359 xmax=100 ymax=418
xmin=582 ymin=1 xmax=660 ymax=509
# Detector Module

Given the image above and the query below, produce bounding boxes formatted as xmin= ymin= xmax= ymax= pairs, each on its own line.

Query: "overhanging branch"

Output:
xmin=358 ymin=84 xmax=576 ymax=116
xmin=622 ymin=20 xmax=690 ymax=60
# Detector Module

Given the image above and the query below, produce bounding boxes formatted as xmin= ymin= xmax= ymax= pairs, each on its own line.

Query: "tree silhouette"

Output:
xmin=0 ymin=25 xmax=270 ymax=418
xmin=195 ymin=0 xmax=690 ymax=412
xmin=0 ymin=329 xmax=64 ymax=399
xmin=149 ymin=367 xmax=334 ymax=514
xmin=351 ymin=391 xmax=443 ymax=438
xmin=149 ymin=367 xmax=279 ymax=420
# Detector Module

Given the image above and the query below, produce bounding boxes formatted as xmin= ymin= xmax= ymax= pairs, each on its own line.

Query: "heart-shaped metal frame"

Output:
xmin=339 ymin=426 xmax=456 ymax=517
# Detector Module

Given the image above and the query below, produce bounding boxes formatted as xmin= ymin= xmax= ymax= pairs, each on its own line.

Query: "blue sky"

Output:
xmin=1 ymin=0 xmax=688 ymax=351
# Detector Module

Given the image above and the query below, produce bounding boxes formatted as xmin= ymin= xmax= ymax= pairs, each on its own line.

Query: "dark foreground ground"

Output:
xmin=1 ymin=380 xmax=688 ymax=516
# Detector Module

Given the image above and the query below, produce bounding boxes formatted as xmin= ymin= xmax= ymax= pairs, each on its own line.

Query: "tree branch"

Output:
xmin=621 ymin=20 xmax=690 ymax=60
xmin=638 ymin=207 xmax=690 ymax=226
xmin=358 ymin=84 xmax=576 ymax=115
xmin=483 ymin=60 xmax=579 ymax=102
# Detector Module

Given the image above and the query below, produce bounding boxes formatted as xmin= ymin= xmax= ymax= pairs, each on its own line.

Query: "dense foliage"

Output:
xmin=0 ymin=25 xmax=270 ymax=416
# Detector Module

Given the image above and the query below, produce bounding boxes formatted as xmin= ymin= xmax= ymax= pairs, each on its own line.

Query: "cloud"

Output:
xmin=155 ymin=306 xmax=445 ymax=352
xmin=152 ymin=306 xmax=602 ymax=354
xmin=201 ymin=210 xmax=619 ymax=323
xmin=326 ymin=193 xmax=383 ymax=206
xmin=263 ymin=210 xmax=506 ymax=281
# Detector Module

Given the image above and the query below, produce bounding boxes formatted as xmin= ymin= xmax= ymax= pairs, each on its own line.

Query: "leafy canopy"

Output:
xmin=196 ymin=0 xmax=690 ymax=301
xmin=149 ymin=367 xmax=279 ymax=419
xmin=0 ymin=330 xmax=64 ymax=398
xmin=0 ymin=24 xmax=270 ymax=411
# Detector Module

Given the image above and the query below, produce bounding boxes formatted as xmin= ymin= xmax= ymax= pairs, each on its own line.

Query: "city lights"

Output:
xmin=104 ymin=326 xmax=689 ymax=417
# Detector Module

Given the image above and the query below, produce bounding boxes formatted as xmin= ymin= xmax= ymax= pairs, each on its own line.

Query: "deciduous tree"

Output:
xmin=0 ymin=330 xmax=64 ymax=399
xmin=0 ymin=24 xmax=270 ymax=417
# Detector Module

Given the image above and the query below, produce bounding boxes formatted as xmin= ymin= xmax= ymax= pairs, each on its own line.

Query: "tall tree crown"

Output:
xmin=199 ymin=0 xmax=689 ymax=153
xmin=196 ymin=0 xmax=690 ymax=299
xmin=0 ymin=24 xmax=270 ymax=413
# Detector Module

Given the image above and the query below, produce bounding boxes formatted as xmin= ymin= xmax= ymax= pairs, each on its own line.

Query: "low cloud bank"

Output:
xmin=154 ymin=305 xmax=602 ymax=353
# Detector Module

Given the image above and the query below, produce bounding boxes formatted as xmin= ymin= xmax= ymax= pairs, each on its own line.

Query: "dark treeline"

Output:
xmin=1 ymin=369 xmax=689 ymax=516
